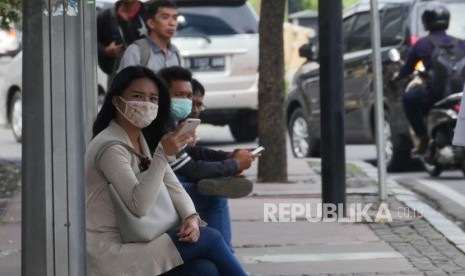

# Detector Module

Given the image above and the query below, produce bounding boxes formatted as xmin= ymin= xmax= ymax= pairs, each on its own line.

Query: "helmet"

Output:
xmin=422 ymin=2 xmax=450 ymax=31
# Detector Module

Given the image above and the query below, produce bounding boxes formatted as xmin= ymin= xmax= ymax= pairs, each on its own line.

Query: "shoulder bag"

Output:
xmin=95 ymin=140 xmax=180 ymax=243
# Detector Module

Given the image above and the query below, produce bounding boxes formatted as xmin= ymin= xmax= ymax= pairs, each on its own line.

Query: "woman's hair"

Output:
xmin=92 ymin=66 xmax=172 ymax=145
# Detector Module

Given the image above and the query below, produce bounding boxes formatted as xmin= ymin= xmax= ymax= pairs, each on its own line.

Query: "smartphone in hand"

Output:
xmin=251 ymin=146 xmax=265 ymax=155
xmin=178 ymin=118 xmax=201 ymax=135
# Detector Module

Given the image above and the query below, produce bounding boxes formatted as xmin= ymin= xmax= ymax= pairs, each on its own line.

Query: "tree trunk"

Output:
xmin=257 ymin=0 xmax=287 ymax=182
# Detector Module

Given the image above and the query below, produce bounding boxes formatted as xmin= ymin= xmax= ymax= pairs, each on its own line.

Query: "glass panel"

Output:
xmin=343 ymin=15 xmax=356 ymax=53
xmin=177 ymin=5 xmax=258 ymax=36
xmin=381 ymin=5 xmax=408 ymax=46
xmin=347 ymin=12 xmax=371 ymax=52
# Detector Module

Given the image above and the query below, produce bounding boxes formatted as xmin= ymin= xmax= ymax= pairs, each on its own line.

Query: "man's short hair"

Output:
xmin=191 ymin=78 xmax=205 ymax=96
xmin=145 ymin=0 xmax=178 ymax=20
xmin=158 ymin=66 xmax=192 ymax=87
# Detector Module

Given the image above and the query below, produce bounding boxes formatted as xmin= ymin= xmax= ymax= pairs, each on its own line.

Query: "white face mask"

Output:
xmin=116 ymin=97 xmax=159 ymax=128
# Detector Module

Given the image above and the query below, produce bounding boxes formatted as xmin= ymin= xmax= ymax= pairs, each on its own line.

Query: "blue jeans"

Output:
xmin=402 ymin=86 xmax=434 ymax=137
xmin=167 ymin=227 xmax=247 ymax=276
xmin=177 ymin=176 xmax=233 ymax=251
xmin=160 ymin=259 xmax=219 ymax=276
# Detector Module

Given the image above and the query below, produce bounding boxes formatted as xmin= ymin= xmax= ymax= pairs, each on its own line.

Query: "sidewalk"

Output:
xmin=2 ymin=157 xmax=465 ymax=275
xmin=232 ymin=158 xmax=465 ymax=275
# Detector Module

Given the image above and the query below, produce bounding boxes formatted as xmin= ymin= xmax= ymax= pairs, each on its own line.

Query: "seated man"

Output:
xmin=151 ymin=67 xmax=256 ymax=251
xmin=176 ymin=78 xmax=255 ymax=197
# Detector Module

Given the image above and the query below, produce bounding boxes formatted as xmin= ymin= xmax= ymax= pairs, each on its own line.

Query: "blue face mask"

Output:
xmin=171 ymin=98 xmax=192 ymax=121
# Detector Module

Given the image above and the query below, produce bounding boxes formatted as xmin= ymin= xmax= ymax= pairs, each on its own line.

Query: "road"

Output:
xmin=1 ymin=55 xmax=464 ymax=238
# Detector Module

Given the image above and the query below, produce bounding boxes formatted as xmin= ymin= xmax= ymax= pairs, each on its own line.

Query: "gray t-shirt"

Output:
xmin=118 ymin=37 xmax=181 ymax=73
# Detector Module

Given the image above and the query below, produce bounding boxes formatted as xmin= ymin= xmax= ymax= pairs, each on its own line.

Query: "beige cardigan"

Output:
xmin=85 ymin=121 xmax=197 ymax=276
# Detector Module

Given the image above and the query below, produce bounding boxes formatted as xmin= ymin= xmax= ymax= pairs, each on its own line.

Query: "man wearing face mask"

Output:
xmin=143 ymin=66 xmax=255 ymax=252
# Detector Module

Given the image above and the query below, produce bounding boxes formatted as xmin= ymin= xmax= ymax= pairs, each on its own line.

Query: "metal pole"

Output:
xmin=22 ymin=0 xmax=53 ymax=274
xmin=369 ymin=0 xmax=387 ymax=201
xmin=83 ymin=0 xmax=98 ymax=144
xmin=22 ymin=0 xmax=91 ymax=274
xmin=318 ymin=0 xmax=346 ymax=216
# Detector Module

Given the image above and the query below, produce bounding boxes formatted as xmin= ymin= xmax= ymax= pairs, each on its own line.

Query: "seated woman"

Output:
xmin=85 ymin=66 xmax=247 ymax=276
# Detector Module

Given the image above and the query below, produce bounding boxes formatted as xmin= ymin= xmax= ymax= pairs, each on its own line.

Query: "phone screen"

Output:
xmin=179 ymin=119 xmax=201 ymax=135
xmin=251 ymin=146 xmax=265 ymax=155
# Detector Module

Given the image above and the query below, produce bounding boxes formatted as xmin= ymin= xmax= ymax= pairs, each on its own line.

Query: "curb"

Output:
xmin=353 ymin=160 xmax=465 ymax=255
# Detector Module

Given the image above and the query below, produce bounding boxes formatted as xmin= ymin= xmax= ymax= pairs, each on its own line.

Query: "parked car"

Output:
xmin=95 ymin=0 xmax=115 ymax=11
xmin=0 ymin=24 xmax=22 ymax=57
xmin=0 ymin=52 xmax=108 ymax=142
xmin=285 ymin=0 xmax=465 ymax=171
xmin=173 ymin=0 xmax=259 ymax=142
xmin=96 ymin=0 xmax=259 ymax=142
xmin=288 ymin=9 xmax=318 ymax=38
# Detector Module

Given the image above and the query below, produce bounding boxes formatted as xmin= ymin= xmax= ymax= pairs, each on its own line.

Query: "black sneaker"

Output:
xmin=197 ymin=177 xmax=253 ymax=198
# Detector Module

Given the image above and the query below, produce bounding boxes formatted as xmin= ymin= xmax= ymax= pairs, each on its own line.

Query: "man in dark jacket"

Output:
xmin=153 ymin=67 xmax=255 ymax=252
xmin=395 ymin=1 xmax=465 ymax=154
xmin=97 ymin=0 xmax=147 ymax=83
xmin=171 ymin=78 xmax=255 ymax=185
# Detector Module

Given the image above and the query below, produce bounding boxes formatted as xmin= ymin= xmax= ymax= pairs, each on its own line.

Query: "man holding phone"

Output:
xmin=97 ymin=0 xmax=147 ymax=84
xmin=145 ymin=68 xmax=257 ymax=252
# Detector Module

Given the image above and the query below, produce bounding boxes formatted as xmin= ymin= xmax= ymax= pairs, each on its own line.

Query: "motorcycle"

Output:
xmin=405 ymin=62 xmax=465 ymax=177
xmin=422 ymin=91 xmax=465 ymax=177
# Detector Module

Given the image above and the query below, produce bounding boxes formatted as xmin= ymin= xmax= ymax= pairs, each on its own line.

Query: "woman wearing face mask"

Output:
xmin=85 ymin=66 xmax=248 ymax=276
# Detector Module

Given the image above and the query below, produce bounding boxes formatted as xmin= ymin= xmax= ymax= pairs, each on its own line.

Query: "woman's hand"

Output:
xmin=177 ymin=215 xmax=200 ymax=243
xmin=186 ymin=132 xmax=198 ymax=147
xmin=160 ymin=122 xmax=194 ymax=156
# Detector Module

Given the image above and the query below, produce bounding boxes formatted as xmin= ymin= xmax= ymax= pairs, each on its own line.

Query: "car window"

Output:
xmin=381 ymin=5 xmax=408 ymax=47
xmin=177 ymin=13 xmax=237 ymax=36
xmin=96 ymin=0 xmax=116 ymax=12
xmin=343 ymin=15 xmax=356 ymax=52
xmin=177 ymin=5 xmax=258 ymax=36
xmin=347 ymin=12 xmax=372 ymax=52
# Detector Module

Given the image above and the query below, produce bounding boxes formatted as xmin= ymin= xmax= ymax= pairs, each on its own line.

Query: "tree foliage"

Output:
xmin=0 ymin=0 xmax=22 ymax=29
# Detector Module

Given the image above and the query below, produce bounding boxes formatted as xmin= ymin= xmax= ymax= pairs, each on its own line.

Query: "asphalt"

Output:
xmin=2 ymin=156 xmax=465 ymax=275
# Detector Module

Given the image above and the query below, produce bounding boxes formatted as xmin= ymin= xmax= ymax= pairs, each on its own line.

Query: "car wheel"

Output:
xmin=229 ymin=113 xmax=258 ymax=142
xmin=289 ymin=107 xmax=320 ymax=158
xmin=9 ymin=91 xmax=22 ymax=143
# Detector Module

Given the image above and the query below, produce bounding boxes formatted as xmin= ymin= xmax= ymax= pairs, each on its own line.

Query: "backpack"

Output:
xmin=133 ymin=38 xmax=182 ymax=67
xmin=427 ymin=35 xmax=465 ymax=100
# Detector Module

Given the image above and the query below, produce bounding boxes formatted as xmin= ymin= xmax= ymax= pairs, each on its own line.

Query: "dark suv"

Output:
xmin=285 ymin=0 xmax=465 ymax=170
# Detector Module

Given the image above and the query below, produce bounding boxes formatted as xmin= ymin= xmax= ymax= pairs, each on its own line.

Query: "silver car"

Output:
xmin=0 ymin=52 xmax=108 ymax=142
xmin=0 ymin=25 xmax=21 ymax=57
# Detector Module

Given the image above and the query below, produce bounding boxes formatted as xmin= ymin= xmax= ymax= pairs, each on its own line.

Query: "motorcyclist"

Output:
xmin=393 ymin=2 xmax=465 ymax=154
